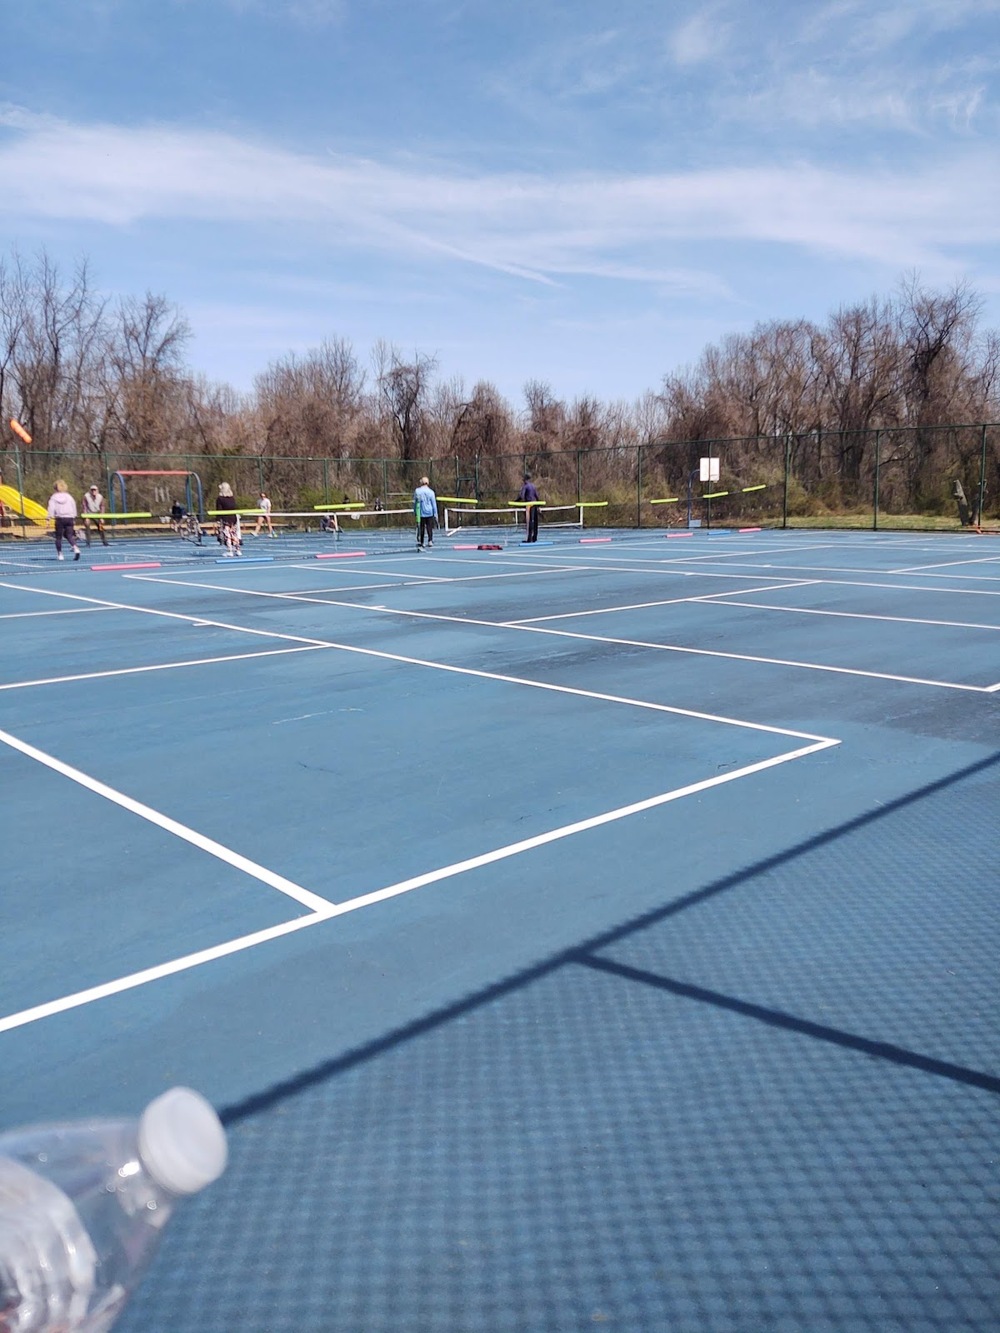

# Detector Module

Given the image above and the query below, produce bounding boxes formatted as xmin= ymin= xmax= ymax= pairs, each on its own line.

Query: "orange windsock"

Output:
xmin=9 ymin=419 xmax=31 ymax=444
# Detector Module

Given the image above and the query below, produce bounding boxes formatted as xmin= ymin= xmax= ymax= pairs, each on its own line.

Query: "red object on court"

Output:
xmin=738 ymin=527 xmax=762 ymax=533
xmin=477 ymin=544 xmax=503 ymax=550
xmin=91 ymin=562 xmax=162 ymax=571
xmin=580 ymin=537 xmax=611 ymax=543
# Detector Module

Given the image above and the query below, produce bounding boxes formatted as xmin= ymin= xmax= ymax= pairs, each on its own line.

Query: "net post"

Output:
xmin=872 ymin=430 xmax=881 ymax=531
xmin=976 ymin=423 xmax=988 ymax=528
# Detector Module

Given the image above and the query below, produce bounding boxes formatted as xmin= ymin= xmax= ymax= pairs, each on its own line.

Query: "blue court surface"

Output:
xmin=1 ymin=529 xmax=997 ymax=1331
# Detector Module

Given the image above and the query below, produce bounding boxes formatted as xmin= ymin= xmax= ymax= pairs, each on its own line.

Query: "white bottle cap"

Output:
xmin=138 ymin=1087 xmax=228 ymax=1196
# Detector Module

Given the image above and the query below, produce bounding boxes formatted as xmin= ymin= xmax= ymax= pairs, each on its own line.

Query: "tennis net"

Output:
xmin=443 ymin=504 xmax=587 ymax=536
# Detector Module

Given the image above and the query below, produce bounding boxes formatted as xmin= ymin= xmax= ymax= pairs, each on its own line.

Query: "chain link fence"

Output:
xmin=1 ymin=424 xmax=997 ymax=536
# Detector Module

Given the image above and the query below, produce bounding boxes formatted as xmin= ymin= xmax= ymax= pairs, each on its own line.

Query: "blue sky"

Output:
xmin=2 ymin=0 xmax=999 ymax=407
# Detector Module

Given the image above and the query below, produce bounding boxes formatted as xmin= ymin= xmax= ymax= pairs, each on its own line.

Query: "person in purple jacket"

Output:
xmin=47 ymin=480 xmax=81 ymax=561
xmin=518 ymin=474 xmax=540 ymax=542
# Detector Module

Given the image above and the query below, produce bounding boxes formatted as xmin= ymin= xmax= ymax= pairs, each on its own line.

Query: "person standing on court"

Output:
xmin=253 ymin=490 xmax=274 ymax=537
xmin=413 ymin=476 xmax=438 ymax=549
xmin=81 ymin=483 xmax=109 ymax=547
xmin=216 ymin=481 xmax=241 ymax=556
xmin=47 ymin=480 xmax=81 ymax=561
xmin=519 ymin=473 xmax=540 ymax=542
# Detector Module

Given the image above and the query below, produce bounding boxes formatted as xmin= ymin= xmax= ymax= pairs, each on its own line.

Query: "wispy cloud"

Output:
xmin=0 ymin=109 xmax=997 ymax=285
xmin=175 ymin=0 xmax=346 ymax=22
xmin=668 ymin=13 xmax=728 ymax=66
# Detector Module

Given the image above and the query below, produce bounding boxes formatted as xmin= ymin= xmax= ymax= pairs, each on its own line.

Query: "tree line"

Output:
xmin=2 ymin=248 xmax=998 ymax=514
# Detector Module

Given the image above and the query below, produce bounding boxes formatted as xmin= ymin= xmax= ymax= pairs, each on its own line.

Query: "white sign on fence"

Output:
xmin=699 ymin=457 xmax=720 ymax=483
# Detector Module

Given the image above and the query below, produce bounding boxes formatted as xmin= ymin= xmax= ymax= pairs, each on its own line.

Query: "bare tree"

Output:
xmin=374 ymin=342 xmax=438 ymax=463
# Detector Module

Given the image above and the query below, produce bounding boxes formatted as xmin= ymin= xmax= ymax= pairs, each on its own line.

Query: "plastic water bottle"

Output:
xmin=0 ymin=1087 xmax=227 ymax=1332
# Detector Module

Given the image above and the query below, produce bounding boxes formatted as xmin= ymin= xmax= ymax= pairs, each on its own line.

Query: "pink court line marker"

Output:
xmin=580 ymin=537 xmax=612 ymax=544
xmin=315 ymin=551 xmax=366 ymax=559
xmin=91 ymin=562 xmax=162 ymax=571
xmin=739 ymin=527 xmax=762 ymax=533
xmin=452 ymin=544 xmax=478 ymax=550
xmin=665 ymin=532 xmax=694 ymax=539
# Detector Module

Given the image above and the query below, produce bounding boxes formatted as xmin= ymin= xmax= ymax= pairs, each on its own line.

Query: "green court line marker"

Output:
xmin=101 ymin=512 xmax=153 ymax=519
xmin=741 ymin=484 xmax=767 ymax=493
xmin=311 ymin=502 xmax=365 ymax=510
xmin=578 ymin=501 xmax=609 ymax=508
xmin=439 ymin=496 xmax=478 ymax=504
xmin=507 ymin=500 xmax=547 ymax=506
xmin=702 ymin=490 xmax=729 ymax=499
xmin=649 ymin=497 xmax=680 ymax=505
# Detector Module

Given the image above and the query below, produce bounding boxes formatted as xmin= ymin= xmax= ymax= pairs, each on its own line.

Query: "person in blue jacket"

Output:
xmin=413 ymin=476 xmax=438 ymax=549
xmin=519 ymin=474 xmax=540 ymax=542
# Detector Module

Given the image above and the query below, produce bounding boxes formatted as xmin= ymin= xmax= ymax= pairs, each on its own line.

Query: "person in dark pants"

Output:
xmin=47 ymin=480 xmax=81 ymax=561
xmin=519 ymin=474 xmax=540 ymax=542
xmin=81 ymin=484 xmax=109 ymax=546
xmin=413 ymin=476 xmax=438 ymax=549
xmin=216 ymin=482 xmax=241 ymax=557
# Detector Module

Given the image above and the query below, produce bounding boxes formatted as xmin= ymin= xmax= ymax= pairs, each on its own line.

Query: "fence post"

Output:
xmin=13 ymin=444 xmax=27 ymax=540
xmin=576 ymin=449 xmax=581 ymax=504
xmin=782 ymin=434 xmax=791 ymax=530
xmin=322 ymin=458 xmax=329 ymax=501
xmin=977 ymin=423 xmax=988 ymax=525
xmin=636 ymin=444 xmax=642 ymax=528
xmin=872 ymin=430 xmax=881 ymax=530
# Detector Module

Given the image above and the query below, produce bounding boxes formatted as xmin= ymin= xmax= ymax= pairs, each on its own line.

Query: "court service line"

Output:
xmin=0 ymin=725 xmax=335 ymax=914
xmin=0 ymin=580 xmax=834 ymax=742
xmin=0 ymin=737 xmax=837 ymax=1035
xmin=701 ymin=600 xmax=1000 ymax=632
xmin=0 ymin=606 xmax=120 ymax=621
xmin=92 ymin=574 xmax=997 ymax=694
xmin=888 ymin=555 xmax=1000 ymax=574
xmin=504 ymin=581 xmax=820 ymax=625
xmin=257 ymin=595 xmax=994 ymax=694
xmin=0 ymin=645 xmax=326 ymax=693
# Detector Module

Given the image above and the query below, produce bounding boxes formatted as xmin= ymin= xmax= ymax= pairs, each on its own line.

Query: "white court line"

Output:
xmin=703 ymin=600 xmax=1000 ymax=632
xmin=0 ymin=736 xmax=837 ymax=1034
xmin=109 ymin=573 xmax=998 ymax=693
xmin=0 ymin=725 xmax=335 ymax=914
xmin=0 ymin=582 xmax=833 ymax=741
xmin=0 ymin=606 xmax=120 ymax=621
xmin=888 ymin=555 xmax=1000 ymax=574
xmin=505 ymin=581 xmax=819 ymax=625
xmin=0 ymin=646 xmax=326 ymax=693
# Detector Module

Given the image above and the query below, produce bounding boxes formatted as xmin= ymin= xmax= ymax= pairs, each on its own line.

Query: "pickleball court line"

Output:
xmin=0 ymin=735 xmax=838 ymax=1035
xmin=0 ymin=645 xmax=327 ymax=692
xmin=0 ymin=580 xmax=835 ymax=740
xmin=0 ymin=724 xmax=334 ymax=914
xmin=125 ymin=574 xmax=996 ymax=694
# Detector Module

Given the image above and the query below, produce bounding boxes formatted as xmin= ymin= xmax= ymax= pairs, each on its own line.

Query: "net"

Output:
xmin=443 ymin=504 xmax=586 ymax=535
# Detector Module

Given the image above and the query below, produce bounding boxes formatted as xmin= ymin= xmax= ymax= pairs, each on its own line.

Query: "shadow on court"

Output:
xmin=117 ymin=751 xmax=1000 ymax=1332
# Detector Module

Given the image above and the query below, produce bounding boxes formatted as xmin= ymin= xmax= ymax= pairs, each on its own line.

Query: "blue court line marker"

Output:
xmin=521 ymin=540 xmax=555 ymax=546
xmin=215 ymin=557 xmax=275 ymax=565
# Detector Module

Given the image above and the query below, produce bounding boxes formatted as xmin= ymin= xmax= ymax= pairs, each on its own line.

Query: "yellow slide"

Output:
xmin=0 ymin=484 xmax=48 ymax=526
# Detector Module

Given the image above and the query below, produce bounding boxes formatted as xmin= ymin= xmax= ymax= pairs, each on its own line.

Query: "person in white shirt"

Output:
xmin=81 ymin=484 xmax=109 ymax=547
xmin=253 ymin=491 xmax=274 ymax=537
xmin=47 ymin=480 xmax=81 ymax=561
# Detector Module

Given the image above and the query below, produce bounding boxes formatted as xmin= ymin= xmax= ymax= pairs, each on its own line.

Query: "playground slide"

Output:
xmin=0 ymin=484 xmax=48 ymax=525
